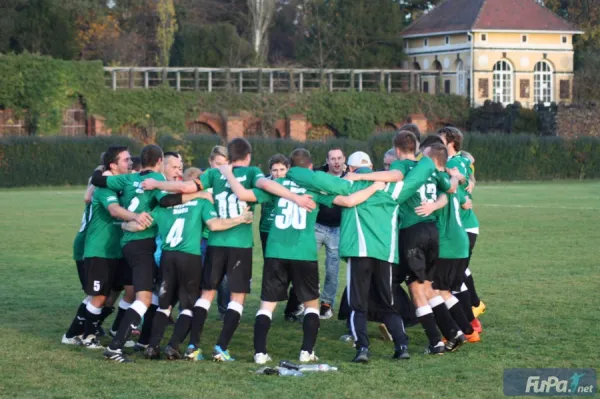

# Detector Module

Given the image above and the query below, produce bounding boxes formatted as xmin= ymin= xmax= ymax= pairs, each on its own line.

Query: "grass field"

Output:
xmin=0 ymin=182 xmax=599 ymax=398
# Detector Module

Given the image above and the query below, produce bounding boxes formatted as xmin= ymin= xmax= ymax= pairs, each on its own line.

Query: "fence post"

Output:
xmin=194 ymin=68 xmax=199 ymax=91
xmin=129 ymin=68 xmax=135 ymax=89
xmin=410 ymin=72 xmax=416 ymax=92
xmin=299 ymin=71 xmax=304 ymax=93
xmin=144 ymin=71 xmax=149 ymax=89
xmin=269 ymin=71 xmax=274 ymax=93
xmin=350 ymin=70 xmax=355 ymax=90
xmin=225 ymin=68 xmax=232 ymax=92
xmin=289 ymin=69 xmax=295 ymax=92
xmin=208 ymin=71 xmax=213 ymax=92
xmin=239 ymin=71 xmax=243 ymax=93
xmin=328 ymin=72 xmax=333 ymax=92
xmin=258 ymin=69 xmax=263 ymax=93
xmin=176 ymin=70 xmax=181 ymax=91
xmin=387 ymin=73 xmax=392 ymax=93
xmin=358 ymin=72 xmax=363 ymax=92
xmin=379 ymin=70 xmax=385 ymax=92
xmin=162 ymin=68 xmax=168 ymax=85
xmin=111 ymin=70 xmax=117 ymax=90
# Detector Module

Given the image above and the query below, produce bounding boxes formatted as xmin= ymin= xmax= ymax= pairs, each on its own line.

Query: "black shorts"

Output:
xmin=260 ymin=231 xmax=269 ymax=259
xmin=76 ymin=260 xmax=86 ymax=290
xmin=431 ymin=258 xmax=468 ymax=291
xmin=123 ymin=238 xmax=157 ymax=293
xmin=84 ymin=257 xmax=128 ymax=296
xmin=158 ymin=251 xmax=202 ymax=310
xmin=399 ymin=222 xmax=439 ymax=285
xmin=202 ymin=246 xmax=252 ymax=294
xmin=261 ymin=258 xmax=319 ymax=303
xmin=346 ymin=257 xmax=397 ymax=314
xmin=466 ymin=232 xmax=478 ymax=267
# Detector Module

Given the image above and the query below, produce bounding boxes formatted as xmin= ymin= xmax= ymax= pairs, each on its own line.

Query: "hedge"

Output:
xmin=0 ymin=54 xmax=469 ymax=140
xmin=1 ymin=134 xmax=599 ymax=187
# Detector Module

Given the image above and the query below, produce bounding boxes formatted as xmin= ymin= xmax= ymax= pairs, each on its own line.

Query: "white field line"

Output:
xmin=477 ymin=203 xmax=599 ymax=211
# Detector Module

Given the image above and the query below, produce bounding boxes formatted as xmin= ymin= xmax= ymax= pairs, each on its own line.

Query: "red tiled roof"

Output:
xmin=403 ymin=0 xmax=579 ymax=37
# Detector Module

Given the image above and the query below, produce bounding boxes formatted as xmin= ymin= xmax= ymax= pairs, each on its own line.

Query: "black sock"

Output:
xmin=447 ymin=299 xmax=474 ymax=335
xmin=465 ymin=273 xmax=481 ymax=307
xmin=417 ymin=308 xmax=442 ymax=346
xmin=216 ymin=308 xmax=241 ymax=350
xmin=83 ymin=308 xmax=102 ymax=339
xmin=431 ymin=302 xmax=459 ymax=340
xmin=148 ymin=310 xmax=170 ymax=347
xmin=381 ymin=312 xmax=408 ymax=349
xmin=111 ymin=306 xmax=127 ymax=332
xmin=284 ymin=287 xmax=301 ymax=316
xmin=254 ymin=314 xmax=272 ymax=354
xmin=138 ymin=304 xmax=158 ymax=345
xmin=301 ymin=312 xmax=320 ymax=352
xmin=349 ymin=310 xmax=369 ymax=350
xmin=189 ymin=307 xmax=208 ymax=348
xmin=109 ymin=307 xmax=144 ymax=350
xmin=456 ymin=291 xmax=476 ymax=322
xmin=65 ymin=303 xmax=87 ymax=338
xmin=98 ymin=306 xmax=114 ymax=328
xmin=169 ymin=313 xmax=192 ymax=350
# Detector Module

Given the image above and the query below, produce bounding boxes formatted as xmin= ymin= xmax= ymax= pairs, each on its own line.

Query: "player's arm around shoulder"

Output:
xmin=255 ymin=174 xmax=316 ymax=212
xmin=205 ymin=204 xmax=253 ymax=232
xmin=345 ymin=169 xmax=404 ymax=183
xmin=218 ymin=164 xmax=259 ymax=202
xmin=415 ymin=193 xmax=449 ymax=217
xmin=332 ymin=181 xmax=386 ymax=207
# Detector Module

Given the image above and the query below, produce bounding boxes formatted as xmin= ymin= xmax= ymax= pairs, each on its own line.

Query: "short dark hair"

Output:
xmin=227 ymin=138 xmax=252 ymax=163
xmin=290 ymin=148 xmax=312 ymax=168
xmin=393 ymin=130 xmax=417 ymax=154
xmin=420 ymin=134 xmax=445 ymax=149
xmin=104 ymin=146 xmax=128 ymax=170
xmin=131 ymin=156 xmax=142 ymax=172
xmin=164 ymin=151 xmax=181 ymax=159
xmin=398 ymin=124 xmax=421 ymax=142
xmin=140 ymin=144 xmax=164 ymax=168
xmin=427 ymin=143 xmax=449 ymax=166
xmin=268 ymin=154 xmax=290 ymax=170
xmin=437 ymin=126 xmax=463 ymax=151
xmin=327 ymin=146 xmax=344 ymax=160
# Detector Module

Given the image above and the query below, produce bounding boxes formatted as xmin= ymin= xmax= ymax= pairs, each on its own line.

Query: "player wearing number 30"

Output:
xmin=220 ymin=148 xmax=383 ymax=364
xmin=139 ymin=138 xmax=316 ymax=362
xmin=121 ymin=191 xmax=253 ymax=361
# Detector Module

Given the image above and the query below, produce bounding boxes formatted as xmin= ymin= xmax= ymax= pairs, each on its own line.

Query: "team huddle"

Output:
xmin=62 ymin=124 xmax=487 ymax=364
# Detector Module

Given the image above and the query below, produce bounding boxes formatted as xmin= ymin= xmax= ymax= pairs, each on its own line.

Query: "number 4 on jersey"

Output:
xmin=166 ymin=218 xmax=185 ymax=247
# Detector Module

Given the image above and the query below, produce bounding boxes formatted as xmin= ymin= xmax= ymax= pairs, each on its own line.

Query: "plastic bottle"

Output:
xmin=277 ymin=367 xmax=304 ymax=377
xmin=279 ymin=360 xmax=300 ymax=370
xmin=298 ymin=364 xmax=338 ymax=372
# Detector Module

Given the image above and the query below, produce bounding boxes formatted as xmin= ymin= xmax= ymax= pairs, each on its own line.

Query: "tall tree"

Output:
xmin=248 ymin=0 xmax=276 ymax=65
xmin=156 ymin=0 xmax=178 ymax=66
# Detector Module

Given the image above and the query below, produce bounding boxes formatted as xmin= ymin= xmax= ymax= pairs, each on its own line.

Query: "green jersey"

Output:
xmin=286 ymin=158 xmax=437 ymax=263
xmin=150 ymin=199 xmax=217 ymax=256
xmin=200 ymin=166 xmax=266 ymax=248
xmin=258 ymin=177 xmax=276 ymax=233
xmin=454 ymin=153 xmax=479 ymax=231
xmin=392 ymin=159 xmax=452 ymax=229
xmin=104 ymin=171 xmax=167 ymax=246
xmin=73 ymin=203 xmax=92 ymax=261
xmin=202 ymin=187 xmax=213 ymax=240
xmin=254 ymin=175 xmax=335 ymax=261
xmin=436 ymin=189 xmax=469 ymax=259
xmin=83 ymin=187 xmax=122 ymax=259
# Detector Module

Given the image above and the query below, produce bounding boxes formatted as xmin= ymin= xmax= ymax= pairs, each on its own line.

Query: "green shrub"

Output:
xmin=0 ymin=136 xmax=141 ymax=187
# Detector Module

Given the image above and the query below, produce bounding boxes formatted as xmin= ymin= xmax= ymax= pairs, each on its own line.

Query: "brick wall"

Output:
xmin=556 ymin=103 xmax=600 ymax=138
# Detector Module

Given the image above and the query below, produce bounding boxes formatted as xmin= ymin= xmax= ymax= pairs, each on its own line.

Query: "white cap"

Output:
xmin=347 ymin=151 xmax=372 ymax=168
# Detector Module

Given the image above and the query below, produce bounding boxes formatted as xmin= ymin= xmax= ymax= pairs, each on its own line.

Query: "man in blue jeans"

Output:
xmin=315 ymin=147 xmax=347 ymax=319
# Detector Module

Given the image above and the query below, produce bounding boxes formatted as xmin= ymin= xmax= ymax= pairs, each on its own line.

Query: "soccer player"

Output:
xmin=164 ymin=152 xmax=183 ymax=181
xmin=121 ymin=193 xmax=253 ymax=361
xmin=285 ymin=151 xmax=442 ymax=362
xmin=221 ymin=148 xmax=383 ymax=364
xmin=258 ymin=154 xmax=303 ymax=321
xmin=140 ymin=138 xmax=315 ymax=361
xmin=315 ymin=147 xmax=347 ymax=319
xmin=131 ymin=156 xmax=142 ymax=172
xmin=90 ymin=145 xmax=172 ymax=361
xmin=78 ymin=146 xmax=152 ymax=350
xmin=383 ymin=148 xmax=396 ymax=171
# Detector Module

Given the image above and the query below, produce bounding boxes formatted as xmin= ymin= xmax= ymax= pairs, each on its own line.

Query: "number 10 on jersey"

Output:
xmin=215 ymin=192 xmax=247 ymax=218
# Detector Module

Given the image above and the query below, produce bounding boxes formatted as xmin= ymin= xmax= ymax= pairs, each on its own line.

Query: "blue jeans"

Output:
xmin=202 ymin=238 xmax=229 ymax=315
xmin=315 ymin=223 xmax=341 ymax=307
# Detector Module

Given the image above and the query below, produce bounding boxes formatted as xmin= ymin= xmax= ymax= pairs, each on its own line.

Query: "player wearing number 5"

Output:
xmin=219 ymin=149 xmax=384 ymax=364
xmin=121 ymin=192 xmax=253 ymax=361
xmin=140 ymin=138 xmax=316 ymax=362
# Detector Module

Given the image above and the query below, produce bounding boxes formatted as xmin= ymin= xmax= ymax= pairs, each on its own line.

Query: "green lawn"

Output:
xmin=0 ymin=182 xmax=598 ymax=398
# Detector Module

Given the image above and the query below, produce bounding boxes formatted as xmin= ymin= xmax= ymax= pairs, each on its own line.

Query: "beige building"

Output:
xmin=402 ymin=0 xmax=583 ymax=107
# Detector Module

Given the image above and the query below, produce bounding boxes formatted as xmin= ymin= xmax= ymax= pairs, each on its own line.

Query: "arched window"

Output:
xmin=493 ymin=60 xmax=513 ymax=105
xmin=456 ymin=60 xmax=466 ymax=95
xmin=534 ymin=61 xmax=553 ymax=105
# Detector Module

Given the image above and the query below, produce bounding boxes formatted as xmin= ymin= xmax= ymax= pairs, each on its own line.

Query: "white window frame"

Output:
xmin=493 ymin=60 xmax=514 ymax=105
xmin=534 ymin=60 xmax=553 ymax=105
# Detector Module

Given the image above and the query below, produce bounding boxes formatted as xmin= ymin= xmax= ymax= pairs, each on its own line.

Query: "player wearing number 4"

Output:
xmin=121 ymin=192 xmax=253 ymax=361
xmin=220 ymin=148 xmax=384 ymax=364
xmin=140 ymin=138 xmax=316 ymax=362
